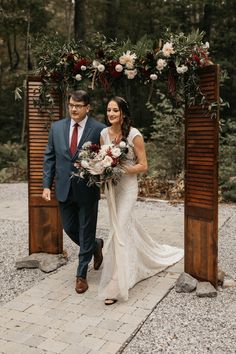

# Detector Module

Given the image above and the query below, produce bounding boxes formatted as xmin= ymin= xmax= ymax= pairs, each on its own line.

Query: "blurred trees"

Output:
xmin=0 ymin=0 xmax=235 ymax=196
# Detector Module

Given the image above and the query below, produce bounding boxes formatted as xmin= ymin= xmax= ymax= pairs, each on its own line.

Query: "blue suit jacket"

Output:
xmin=43 ymin=116 xmax=106 ymax=203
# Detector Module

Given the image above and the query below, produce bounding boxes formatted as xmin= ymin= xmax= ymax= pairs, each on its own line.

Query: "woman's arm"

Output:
xmin=124 ymin=135 xmax=148 ymax=175
xmin=100 ymin=136 xmax=104 ymax=145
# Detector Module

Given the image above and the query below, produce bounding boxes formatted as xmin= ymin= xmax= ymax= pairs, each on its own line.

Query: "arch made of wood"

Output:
xmin=185 ymin=64 xmax=219 ymax=287
xmin=27 ymin=76 xmax=63 ymax=254
xmin=26 ymin=65 xmax=219 ymax=287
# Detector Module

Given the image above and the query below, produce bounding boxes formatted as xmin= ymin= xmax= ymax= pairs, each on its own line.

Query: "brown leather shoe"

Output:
xmin=94 ymin=238 xmax=104 ymax=270
xmin=75 ymin=277 xmax=88 ymax=294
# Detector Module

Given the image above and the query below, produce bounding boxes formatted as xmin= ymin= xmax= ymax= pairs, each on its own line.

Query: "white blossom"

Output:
xmin=156 ymin=59 xmax=167 ymax=71
xmin=88 ymin=162 xmax=104 ymax=175
xmin=99 ymin=145 xmax=110 ymax=154
xmin=92 ymin=60 xmax=100 ymax=68
xmin=97 ymin=64 xmax=105 ymax=72
xmin=115 ymin=64 xmax=123 ymax=72
xmin=81 ymin=65 xmax=87 ymax=71
xmin=124 ymin=69 xmax=137 ymax=79
xmin=119 ymin=50 xmax=137 ymax=69
xmin=162 ymin=42 xmax=175 ymax=57
xmin=111 ymin=147 xmax=121 ymax=158
xmin=176 ymin=65 xmax=188 ymax=74
xmin=75 ymin=74 xmax=82 ymax=81
xmin=102 ymin=155 xmax=113 ymax=167
xmin=150 ymin=74 xmax=158 ymax=80
xmin=81 ymin=160 xmax=90 ymax=168
xmin=119 ymin=141 xmax=126 ymax=148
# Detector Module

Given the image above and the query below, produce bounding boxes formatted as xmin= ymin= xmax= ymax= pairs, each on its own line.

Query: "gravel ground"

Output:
xmin=122 ymin=205 xmax=236 ymax=354
xmin=0 ymin=183 xmax=235 ymax=353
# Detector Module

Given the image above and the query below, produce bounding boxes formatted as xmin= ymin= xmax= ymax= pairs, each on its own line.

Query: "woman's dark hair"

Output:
xmin=107 ymin=96 xmax=132 ymax=139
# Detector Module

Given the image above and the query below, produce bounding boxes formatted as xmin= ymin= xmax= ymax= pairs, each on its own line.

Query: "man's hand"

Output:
xmin=42 ymin=188 xmax=51 ymax=201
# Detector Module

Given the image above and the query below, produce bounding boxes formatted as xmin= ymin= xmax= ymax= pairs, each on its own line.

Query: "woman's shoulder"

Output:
xmin=128 ymin=127 xmax=142 ymax=141
xmin=100 ymin=127 xmax=109 ymax=140
xmin=101 ymin=127 xmax=108 ymax=134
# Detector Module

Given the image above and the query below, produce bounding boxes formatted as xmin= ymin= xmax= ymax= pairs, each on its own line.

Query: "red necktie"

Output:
xmin=70 ymin=123 xmax=79 ymax=156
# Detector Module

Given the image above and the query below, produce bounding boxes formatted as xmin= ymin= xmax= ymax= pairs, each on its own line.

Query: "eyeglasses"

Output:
xmin=68 ymin=103 xmax=87 ymax=110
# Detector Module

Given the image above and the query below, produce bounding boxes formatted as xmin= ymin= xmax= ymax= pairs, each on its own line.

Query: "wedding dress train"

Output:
xmin=98 ymin=127 xmax=184 ymax=301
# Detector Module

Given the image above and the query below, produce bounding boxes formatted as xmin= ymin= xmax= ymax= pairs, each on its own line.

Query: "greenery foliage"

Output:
xmin=219 ymin=118 xmax=236 ymax=202
xmin=0 ymin=142 xmax=27 ymax=182
xmin=146 ymin=91 xmax=185 ymax=179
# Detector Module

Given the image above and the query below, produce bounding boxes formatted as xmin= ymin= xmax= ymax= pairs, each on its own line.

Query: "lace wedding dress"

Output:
xmin=98 ymin=127 xmax=184 ymax=301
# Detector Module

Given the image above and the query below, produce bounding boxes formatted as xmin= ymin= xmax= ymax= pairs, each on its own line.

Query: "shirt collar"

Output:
xmin=71 ymin=115 xmax=88 ymax=128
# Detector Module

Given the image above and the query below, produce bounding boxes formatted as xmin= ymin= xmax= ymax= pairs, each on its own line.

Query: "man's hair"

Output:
xmin=68 ymin=90 xmax=90 ymax=105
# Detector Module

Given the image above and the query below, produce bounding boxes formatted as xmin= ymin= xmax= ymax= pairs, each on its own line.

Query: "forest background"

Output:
xmin=0 ymin=0 xmax=236 ymax=201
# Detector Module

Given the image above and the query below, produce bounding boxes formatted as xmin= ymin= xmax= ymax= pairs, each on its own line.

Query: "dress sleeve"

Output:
xmin=100 ymin=128 xmax=108 ymax=142
xmin=128 ymin=127 xmax=142 ymax=144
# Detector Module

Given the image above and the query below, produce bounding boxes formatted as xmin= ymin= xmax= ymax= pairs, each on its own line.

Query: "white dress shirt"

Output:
xmin=69 ymin=115 xmax=88 ymax=147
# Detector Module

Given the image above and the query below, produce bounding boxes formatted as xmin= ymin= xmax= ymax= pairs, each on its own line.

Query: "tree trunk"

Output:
xmin=6 ymin=34 xmax=13 ymax=70
xmin=12 ymin=30 xmax=20 ymax=70
xmin=65 ymin=0 xmax=74 ymax=41
xmin=74 ymin=0 xmax=86 ymax=41
xmin=201 ymin=3 xmax=212 ymax=41
xmin=104 ymin=0 xmax=119 ymax=40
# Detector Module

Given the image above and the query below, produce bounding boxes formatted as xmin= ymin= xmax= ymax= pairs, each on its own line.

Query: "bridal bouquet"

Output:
xmin=73 ymin=140 xmax=129 ymax=186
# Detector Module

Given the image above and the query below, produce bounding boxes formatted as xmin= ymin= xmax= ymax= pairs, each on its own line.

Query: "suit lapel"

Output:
xmin=63 ymin=118 xmax=71 ymax=156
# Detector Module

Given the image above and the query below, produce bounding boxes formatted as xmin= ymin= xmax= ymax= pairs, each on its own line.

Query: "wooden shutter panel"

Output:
xmin=27 ymin=76 xmax=63 ymax=254
xmin=185 ymin=65 xmax=219 ymax=287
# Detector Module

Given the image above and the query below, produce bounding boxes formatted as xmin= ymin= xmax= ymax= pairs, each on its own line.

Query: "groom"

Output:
xmin=42 ymin=90 xmax=106 ymax=294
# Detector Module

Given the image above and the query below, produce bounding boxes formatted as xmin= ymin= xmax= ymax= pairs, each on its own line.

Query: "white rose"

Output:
xmin=119 ymin=141 xmax=126 ymax=148
xmin=92 ymin=60 xmax=100 ymax=68
xmin=115 ymin=64 xmax=123 ymax=72
xmin=75 ymin=74 xmax=82 ymax=81
xmin=99 ymin=145 xmax=110 ymax=155
xmin=176 ymin=65 xmax=188 ymax=74
xmin=102 ymin=155 xmax=113 ymax=167
xmin=81 ymin=160 xmax=90 ymax=168
xmin=89 ymin=162 xmax=104 ymax=175
xmin=111 ymin=147 xmax=121 ymax=158
xmin=162 ymin=42 xmax=175 ymax=57
xmin=156 ymin=59 xmax=167 ymax=71
xmin=124 ymin=69 xmax=137 ymax=79
xmin=81 ymin=65 xmax=87 ymax=71
xmin=150 ymin=74 xmax=158 ymax=80
xmin=97 ymin=64 xmax=105 ymax=72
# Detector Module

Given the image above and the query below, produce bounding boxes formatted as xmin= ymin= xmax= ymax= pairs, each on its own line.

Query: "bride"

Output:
xmin=98 ymin=96 xmax=184 ymax=305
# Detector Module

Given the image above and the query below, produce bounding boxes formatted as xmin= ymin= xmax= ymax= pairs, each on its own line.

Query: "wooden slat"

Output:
xmin=185 ymin=64 xmax=219 ymax=287
xmin=27 ymin=77 xmax=63 ymax=254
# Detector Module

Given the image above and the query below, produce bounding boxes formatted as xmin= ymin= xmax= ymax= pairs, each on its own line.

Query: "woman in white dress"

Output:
xmin=98 ymin=96 xmax=184 ymax=305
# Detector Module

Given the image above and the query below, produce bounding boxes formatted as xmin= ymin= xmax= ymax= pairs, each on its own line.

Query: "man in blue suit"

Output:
xmin=42 ymin=90 xmax=106 ymax=294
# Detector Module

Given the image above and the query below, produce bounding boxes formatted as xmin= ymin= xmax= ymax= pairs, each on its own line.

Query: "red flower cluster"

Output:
xmin=108 ymin=61 xmax=122 ymax=78
xmin=72 ymin=59 xmax=90 ymax=75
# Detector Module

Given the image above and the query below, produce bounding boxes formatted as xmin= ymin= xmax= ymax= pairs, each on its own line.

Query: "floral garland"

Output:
xmin=35 ymin=30 xmax=212 ymax=107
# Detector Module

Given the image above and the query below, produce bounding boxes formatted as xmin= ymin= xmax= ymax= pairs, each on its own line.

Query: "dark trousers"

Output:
xmin=59 ymin=187 xmax=99 ymax=279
